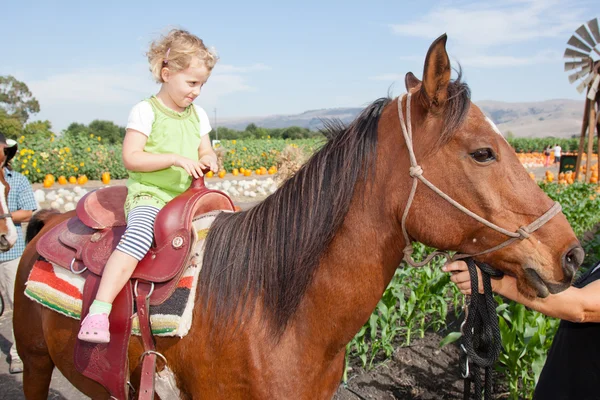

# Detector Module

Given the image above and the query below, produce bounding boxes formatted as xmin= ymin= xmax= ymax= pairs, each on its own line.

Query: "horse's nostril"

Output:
xmin=563 ymin=245 xmax=584 ymax=277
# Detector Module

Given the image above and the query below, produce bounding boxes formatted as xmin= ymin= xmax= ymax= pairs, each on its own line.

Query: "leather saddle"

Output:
xmin=36 ymin=177 xmax=235 ymax=399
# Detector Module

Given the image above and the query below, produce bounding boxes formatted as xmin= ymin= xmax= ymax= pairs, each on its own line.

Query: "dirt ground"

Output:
xmin=333 ymin=331 xmax=465 ymax=400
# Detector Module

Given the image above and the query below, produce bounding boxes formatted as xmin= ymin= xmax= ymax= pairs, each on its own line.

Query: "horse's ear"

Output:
xmin=421 ymin=34 xmax=451 ymax=109
xmin=404 ymin=72 xmax=421 ymax=91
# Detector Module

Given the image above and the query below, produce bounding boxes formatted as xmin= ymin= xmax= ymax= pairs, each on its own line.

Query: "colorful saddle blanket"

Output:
xmin=25 ymin=211 xmax=218 ymax=337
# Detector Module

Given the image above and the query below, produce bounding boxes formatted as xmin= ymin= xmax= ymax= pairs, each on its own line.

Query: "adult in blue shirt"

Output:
xmin=0 ymin=134 xmax=37 ymax=374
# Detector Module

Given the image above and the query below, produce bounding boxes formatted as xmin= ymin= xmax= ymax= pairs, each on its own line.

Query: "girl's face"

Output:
xmin=162 ymin=58 xmax=210 ymax=111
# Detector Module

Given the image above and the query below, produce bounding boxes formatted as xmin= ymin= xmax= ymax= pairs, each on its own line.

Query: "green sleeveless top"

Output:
xmin=124 ymin=96 xmax=203 ymax=214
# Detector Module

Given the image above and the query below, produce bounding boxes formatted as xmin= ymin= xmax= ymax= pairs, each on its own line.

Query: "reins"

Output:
xmin=460 ymin=258 xmax=503 ymax=400
xmin=396 ymin=92 xmax=562 ymax=267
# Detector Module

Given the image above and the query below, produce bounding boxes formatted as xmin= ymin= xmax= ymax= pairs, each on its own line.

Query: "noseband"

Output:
xmin=397 ymin=92 xmax=562 ymax=267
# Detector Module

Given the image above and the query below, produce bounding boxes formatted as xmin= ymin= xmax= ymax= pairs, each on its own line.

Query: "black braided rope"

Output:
xmin=460 ymin=258 xmax=503 ymax=400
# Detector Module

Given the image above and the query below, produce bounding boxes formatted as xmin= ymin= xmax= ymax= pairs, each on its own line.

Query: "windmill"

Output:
xmin=565 ymin=17 xmax=600 ymax=182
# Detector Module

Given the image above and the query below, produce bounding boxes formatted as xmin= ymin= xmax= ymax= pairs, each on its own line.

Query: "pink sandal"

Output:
xmin=78 ymin=313 xmax=110 ymax=343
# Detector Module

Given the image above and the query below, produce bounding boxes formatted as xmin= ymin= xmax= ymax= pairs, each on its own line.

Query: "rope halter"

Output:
xmin=397 ymin=92 xmax=562 ymax=267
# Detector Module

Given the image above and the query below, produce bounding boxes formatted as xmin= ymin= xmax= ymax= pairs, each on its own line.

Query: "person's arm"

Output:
xmin=11 ymin=209 xmax=32 ymax=223
xmin=15 ymin=176 xmax=37 ymax=223
xmin=122 ymin=129 xmax=173 ymax=171
xmin=122 ymin=129 xmax=205 ymax=178
xmin=443 ymin=261 xmax=600 ymax=323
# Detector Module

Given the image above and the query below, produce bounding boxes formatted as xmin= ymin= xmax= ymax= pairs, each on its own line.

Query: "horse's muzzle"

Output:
xmin=524 ymin=244 xmax=584 ymax=298
xmin=0 ymin=234 xmax=10 ymax=251
xmin=562 ymin=244 xmax=584 ymax=279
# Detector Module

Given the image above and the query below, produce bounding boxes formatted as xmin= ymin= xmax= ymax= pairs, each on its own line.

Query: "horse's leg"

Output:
xmin=21 ymin=351 xmax=55 ymax=400
xmin=13 ymin=253 xmax=55 ymax=399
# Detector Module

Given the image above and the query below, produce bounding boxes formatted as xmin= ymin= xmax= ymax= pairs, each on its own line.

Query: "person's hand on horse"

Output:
xmin=173 ymin=155 xmax=206 ymax=179
xmin=443 ymin=261 xmax=484 ymax=295
xmin=198 ymin=155 xmax=218 ymax=174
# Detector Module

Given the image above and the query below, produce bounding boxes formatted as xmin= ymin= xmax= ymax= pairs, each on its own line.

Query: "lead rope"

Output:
xmin=395 ymin=92 xmax=562 ymax=267
xmin=460 ymin=258 xmax=503 ymax=400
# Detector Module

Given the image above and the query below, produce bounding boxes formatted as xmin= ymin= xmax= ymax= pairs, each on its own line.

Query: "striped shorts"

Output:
xmin=115 ymin=206 xmax=160 ymax=261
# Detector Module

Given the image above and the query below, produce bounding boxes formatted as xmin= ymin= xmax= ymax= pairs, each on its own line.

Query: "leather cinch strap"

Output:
xmin=135 ymin=281 xmax=159 ymax=400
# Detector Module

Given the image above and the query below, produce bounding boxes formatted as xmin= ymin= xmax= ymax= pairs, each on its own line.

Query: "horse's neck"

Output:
xmin=297 ymin=190 xmax=405 ymax=354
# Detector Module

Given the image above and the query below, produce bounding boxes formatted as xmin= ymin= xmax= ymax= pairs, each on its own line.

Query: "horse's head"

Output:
xmin=380 ymin=34 xmax=582 ymax=298
xmin=0 ymin=139 xmax=17 ymax=252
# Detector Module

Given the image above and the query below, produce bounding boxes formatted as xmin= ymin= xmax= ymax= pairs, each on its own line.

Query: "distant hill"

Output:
xmin=220 ymin=99 xmax=585 ymax=138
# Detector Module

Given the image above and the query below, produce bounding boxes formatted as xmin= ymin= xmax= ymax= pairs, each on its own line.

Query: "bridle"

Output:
xmin=0 ymin=160 xmax=11 ymax=220
xmin=397 ymin=92 xmax=562 ymax=267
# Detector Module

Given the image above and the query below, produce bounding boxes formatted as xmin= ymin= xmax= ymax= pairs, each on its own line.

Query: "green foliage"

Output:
xmin=214 ymin=125 xmax=321 ymax=140
xmin=0 ymin=108 xmax=23 ymax=139
xmin=495 ymin=299 xmax=558 ymax=400
xmin=217 ymin=138 xmax=323 ymax=171
xmin=508 ymin=137 xmax=584 ymax=153
xmin=0 ymin=75 xmax=40 ymax=124
xmin=13 ymin=132 xmax=126 ymax=182
xmin=23 ymin=120 xmax=54 ymax=139
xmin=62 ymin=120 xmax=125 ymax=144
xmin=540 ymin=182 xmax=600 ymax=237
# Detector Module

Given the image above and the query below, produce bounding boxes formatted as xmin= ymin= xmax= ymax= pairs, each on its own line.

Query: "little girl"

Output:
xmin=78 ymin=29 xmax=219 ymax=343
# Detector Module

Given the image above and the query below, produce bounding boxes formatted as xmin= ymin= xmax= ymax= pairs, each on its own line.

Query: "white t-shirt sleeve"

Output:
xmin=126 ymin=101 xmax=155 ymax=137
xmin=194 ymin=105 xmax=212 ymax=137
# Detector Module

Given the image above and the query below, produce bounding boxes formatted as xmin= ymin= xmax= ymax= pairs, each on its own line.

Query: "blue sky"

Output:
xmin=1 ymin=0 xmax=598 ymax=131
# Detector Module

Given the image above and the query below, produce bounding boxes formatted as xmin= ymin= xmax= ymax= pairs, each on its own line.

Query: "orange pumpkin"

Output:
xmin=68 ymin=176 xmax=77 ymax=184
xmin=101 ymin=171 xmax=111 ymax=184
xmin=218 ymin=170 xmax=226 ymax=178
xmin=205 ymin=171 xmax=214 ymax=178
xmin=232 ymin=168 xmax=239 ymax=176
xmin=58 ymin=176 xmax=67 ymax=185
xmin=43 ymin=179 xmax=53 ymax=188
xmin=45 ymin=174 xmax=55 ymax=184
xmin=77 ymin=175 xmax=88 ymax=185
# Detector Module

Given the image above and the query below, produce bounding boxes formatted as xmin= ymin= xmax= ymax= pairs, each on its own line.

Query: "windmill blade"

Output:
xmin=568 ymin=35 xmax=592 ymax=53
xmin=568 ymin=66 xmax=591 ymax=84
xmin=576 ymin=24 xmax=597 ymax=48
xmin=564 ymin=47 xmax=590 ymax=59
xmin=565 ymin=59 xmax=588 ymax=72
xmin=582 ymin=73 xmax=594 ymax=86
xmin=577 ymin=80 xmax=588 ymax=93
xmin=588 ymin=18 xmax=600 ymax=44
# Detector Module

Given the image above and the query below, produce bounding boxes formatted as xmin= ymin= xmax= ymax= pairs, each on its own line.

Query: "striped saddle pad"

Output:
xmin=25 ymin=211 xmax=220 ymax=337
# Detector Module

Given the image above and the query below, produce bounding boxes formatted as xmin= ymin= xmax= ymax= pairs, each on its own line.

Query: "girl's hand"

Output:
xmin=172 ymin=155 xmax=205 ymax=179
xmin=198 ymin=155 xmax=218 ymax=173
xmin=442 ymin=261 xmax=484 ymax=295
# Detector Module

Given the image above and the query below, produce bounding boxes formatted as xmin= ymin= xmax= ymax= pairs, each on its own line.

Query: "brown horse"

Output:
xmin=0 ymin=141 xmax=18 ymax=251
xmin=15 ymin=35 xmax=582 ymax=399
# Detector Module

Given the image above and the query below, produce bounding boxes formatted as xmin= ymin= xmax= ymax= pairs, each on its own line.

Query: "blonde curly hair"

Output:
xmin=147 ymin=29 xmax=218 ymax=83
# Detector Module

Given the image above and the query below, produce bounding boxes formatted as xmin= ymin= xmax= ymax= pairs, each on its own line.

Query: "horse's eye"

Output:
xmin=470 ymin=148 xmax=495 ymax=163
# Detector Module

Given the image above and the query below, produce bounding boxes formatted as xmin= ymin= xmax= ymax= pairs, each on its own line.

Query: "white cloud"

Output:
xmin=389 ymin=0 xmax=586 ymax=67
xmin=24 ymin=62 xmax=269 ymax=131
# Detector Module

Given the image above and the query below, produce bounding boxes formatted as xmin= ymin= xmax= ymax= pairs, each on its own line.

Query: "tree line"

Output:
xmin=0 ymin=75 xmax=322 ymax=144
